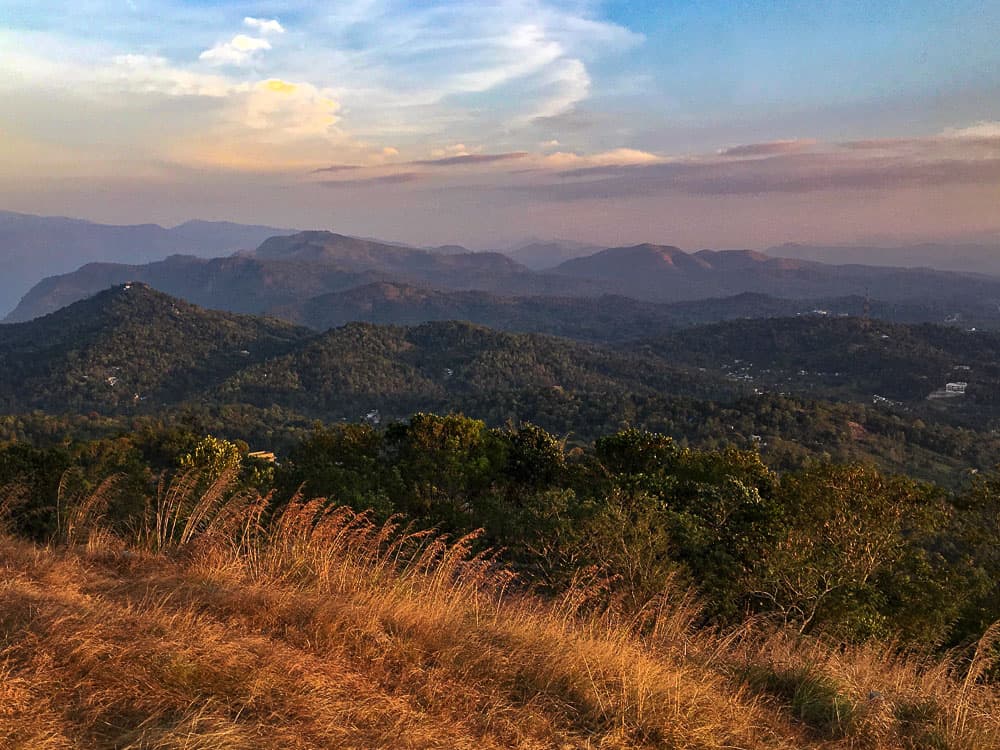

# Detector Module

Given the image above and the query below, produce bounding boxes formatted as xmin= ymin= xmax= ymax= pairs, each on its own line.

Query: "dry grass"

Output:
xmin=0 ymin=476 xmax=997 ymax=749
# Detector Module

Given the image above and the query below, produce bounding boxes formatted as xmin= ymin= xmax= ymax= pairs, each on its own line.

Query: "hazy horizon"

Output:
xmin=4 ymin=206 xmax=1000 ymax=255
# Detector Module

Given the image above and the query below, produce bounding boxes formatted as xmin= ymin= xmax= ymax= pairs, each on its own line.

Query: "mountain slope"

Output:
xmin=0 ymin=210 xmax=295 ymax=315
xmin=0 ymin=283 xmax=311 ymax=411
xmin=14 ymin=525 xmax=996 ymax=750
xmin=0 ymin=284 xmax=735 ymax=420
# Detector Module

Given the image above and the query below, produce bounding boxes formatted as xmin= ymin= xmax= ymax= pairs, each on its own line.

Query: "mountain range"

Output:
xmin=10 ymin=283 xmax=998 ymax=416
xmin=0 ymin=210 xmax=295 ymax=316
xmin=271 ymin=282 xmax=1000 ymax=341
xmin=550 ymin=243 xmax=1000 ymax=304
xmin=11 ymin=228 xmax=1000 ymax=327
xmin=5 ymin=231 xmax=616 ymax=322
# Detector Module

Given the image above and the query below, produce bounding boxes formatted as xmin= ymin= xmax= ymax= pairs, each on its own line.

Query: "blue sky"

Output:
xmin=1 ymin=0 xmax=998 ymax=246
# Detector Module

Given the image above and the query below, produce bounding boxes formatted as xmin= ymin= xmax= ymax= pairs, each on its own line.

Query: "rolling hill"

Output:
xmin=0 ymin=284 xmax=311 ymax=412
xmin=274 ymin=283 xmax=1000 ymax=340
xmin=0 ymin=283 xmax=733 ymax=419
xmin=213 ymin=317 xmax=735 ymax=423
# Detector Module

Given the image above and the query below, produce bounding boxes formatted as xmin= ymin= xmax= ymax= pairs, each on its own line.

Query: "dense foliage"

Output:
xmin=4 ymin=284 xmax=1000 ymax=488
xmin=3 ymin=413 xmax=998 ymax=653
xmin=641 ymin=316 xmax=1000 ymax=428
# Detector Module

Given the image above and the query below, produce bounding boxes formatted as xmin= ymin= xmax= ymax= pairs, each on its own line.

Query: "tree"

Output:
xmin=759 ymin=464 xmax=952 ymax=641
xmin=178 ymin=435 xmax=245 ymax=481
xmin=384 ymin=413 xmax=507 ymax=525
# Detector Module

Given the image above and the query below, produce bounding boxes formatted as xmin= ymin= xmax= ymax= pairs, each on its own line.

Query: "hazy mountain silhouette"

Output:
xmin=767 ymin=242 xmax=1000 ymax=276
xmin=6 ymin=231 xmax=608 ymax=321
xmin=0 ymin=210 xmax=295 ymax=315
xmin=551 ymin=243 xmax=1000 ymax=303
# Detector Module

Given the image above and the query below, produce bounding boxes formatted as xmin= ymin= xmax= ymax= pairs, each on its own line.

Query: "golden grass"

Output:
xmin=0 ymin=477 xmax=997 ymax=749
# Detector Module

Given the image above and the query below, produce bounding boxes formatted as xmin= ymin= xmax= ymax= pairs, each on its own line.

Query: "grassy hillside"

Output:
xmin=1 ymin=487 xmax=997 ymax=750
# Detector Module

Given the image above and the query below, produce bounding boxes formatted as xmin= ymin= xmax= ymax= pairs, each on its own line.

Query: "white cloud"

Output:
xmin=199 ymin=34 xmax=271 ymax=66
xmin=541 ymin=148 xmax=663 ymax=169
xmin=430 ymin=143 xmax=481 ymax=157
xmin=243 ymin=79 xmax=339 ymax=137
xmin=244 ymin=17 xmax=285 ymax=35
xmin=940 ymin=121 xmax=1000 ymax=139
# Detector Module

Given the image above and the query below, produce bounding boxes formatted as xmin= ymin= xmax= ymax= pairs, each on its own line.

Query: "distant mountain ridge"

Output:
xmin=767 ymin=241 xmax=1000 ymax=276
xmin=503 ymin=239 xmax=604 ymax=270
xmin=10 ymin=224 xmax=1000 ymax=327
xmin=5 ymin=231 xmax=608 ymax=322
xmin=272 ymin=282 xmax=1000 ymax=339
xmin=551 ymin=243 xmax=1000 ymax=303
xmin=0 ymin=210 xmax=297 ymax=316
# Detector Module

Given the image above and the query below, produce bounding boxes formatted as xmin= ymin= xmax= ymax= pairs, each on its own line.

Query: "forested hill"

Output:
xmin=213 ymin=319 xmax=736 ymax=421
xmin=0 ymin=284 xmax=311 ymax=411
xmin=637 ymin=316 xmax=1000 ymax=411
xmin=275 ymin=282 xmax=1000 ymax=339
xmin=0 ymin=283 xmax=739 ymax=418
xmin=5 ymin=284 xmax=1000 ymax=484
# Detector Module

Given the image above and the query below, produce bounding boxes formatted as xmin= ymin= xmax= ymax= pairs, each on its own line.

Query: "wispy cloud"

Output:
xmin=319 ymin=172 xmax=424 ymax=188
xmin=311 ymin=164 xmax=363 ymax=174
xmin=410 ymin=152 xmax=529 ymax=167
xmin=941 ymin=121 xmax=1000 ymax=139
xmin=718 ymin=139 xmax=818 ymax=157
xmin=519 ymin=129 xmax=1000 ymax=200
xmin=0 ymin=1 xmax=640 ymax=172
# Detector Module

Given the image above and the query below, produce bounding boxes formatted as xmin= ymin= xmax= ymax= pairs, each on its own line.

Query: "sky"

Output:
xmin=1 ymin=0 xmax=998 ymax=248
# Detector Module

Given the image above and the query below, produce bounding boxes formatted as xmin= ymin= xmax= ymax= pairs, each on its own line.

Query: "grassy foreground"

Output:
xmin=1 ymin=481 xmax=998 ymax=749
